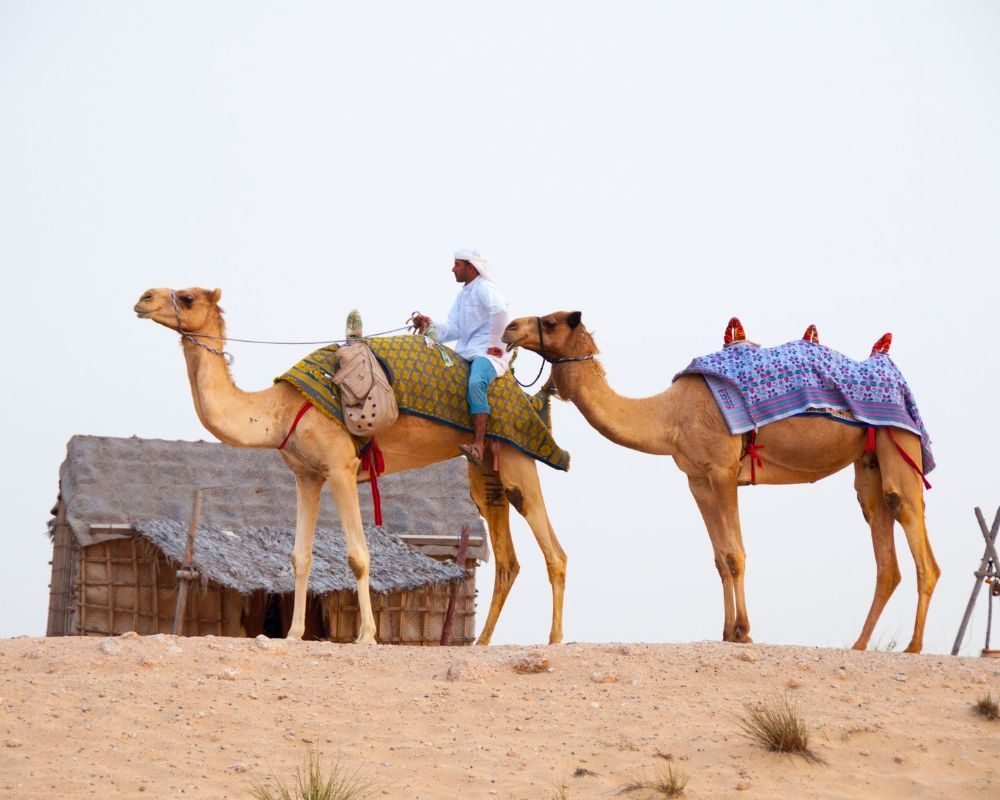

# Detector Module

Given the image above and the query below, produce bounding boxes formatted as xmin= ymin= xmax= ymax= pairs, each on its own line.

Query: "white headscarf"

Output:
xmin=454 ymin=248 xmax=495 ymax=283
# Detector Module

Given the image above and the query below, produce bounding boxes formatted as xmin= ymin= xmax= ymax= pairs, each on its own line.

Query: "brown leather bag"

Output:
xmin=332 ymin=341 xmax=399 ymax=437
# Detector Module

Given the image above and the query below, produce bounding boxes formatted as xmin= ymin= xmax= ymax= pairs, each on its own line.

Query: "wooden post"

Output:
xmin=951 ymin=506 xmax=1000 ymax=655
xmin=440 ymin=525 xmax=471 ymax=646
xmin=172 ymin=489 xmax=203 ymax=636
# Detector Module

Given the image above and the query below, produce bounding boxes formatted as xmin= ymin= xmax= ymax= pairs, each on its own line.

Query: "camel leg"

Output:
xmin=467 ymin=464 xmax=518 ymax=646
xmin=687 ymin=474 xmax=751 ymax=643
xmin=497 ymin=451 xmax=567 ymax=644
xmin=326 ymin=449 xmax=377 ymax=645
xmin=851 ymin=457 xmax=901 ymax=651
xmin=287 ymin=471 xmax=324 ymax=641
xmin=875 ymin=429 xmax=940 ymax=654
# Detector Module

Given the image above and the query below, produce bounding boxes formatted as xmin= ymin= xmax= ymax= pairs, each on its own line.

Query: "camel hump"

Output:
xmin=723 ymin=317 xmax=746 ymax=346
xmin=802 ymin=324 xmax=820 ymax=344
xmin=871 ymin=332 xmax=892 ymax=355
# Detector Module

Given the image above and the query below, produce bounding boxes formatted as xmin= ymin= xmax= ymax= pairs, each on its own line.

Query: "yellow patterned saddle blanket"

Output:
xmin=275 ymin=335 xmax=570 ymax=471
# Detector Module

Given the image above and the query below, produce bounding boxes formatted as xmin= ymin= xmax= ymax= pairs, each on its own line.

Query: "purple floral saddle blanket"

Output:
xmin=675 ymin=340 xmax=934 ymax=473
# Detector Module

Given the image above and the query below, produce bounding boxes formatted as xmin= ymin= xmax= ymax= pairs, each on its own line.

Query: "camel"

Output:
xmin=134 ymin=287 xmax=567 ymax=645
xmin=502 ymin=311 xmax=939 ymax=653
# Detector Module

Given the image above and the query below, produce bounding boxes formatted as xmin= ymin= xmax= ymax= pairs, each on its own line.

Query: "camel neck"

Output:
xmin=180 ymin=331 xmax=284 ymax=448
xmin=554 ymin=359 xmax=681 ymax=456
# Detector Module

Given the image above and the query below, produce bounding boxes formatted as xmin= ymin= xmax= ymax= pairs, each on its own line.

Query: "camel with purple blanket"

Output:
xmin=502 ymin=312 xmax=939 ymax=653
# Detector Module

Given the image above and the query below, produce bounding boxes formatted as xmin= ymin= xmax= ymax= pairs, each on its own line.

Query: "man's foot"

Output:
xmin=459 ymin=443 xmax=483 ymax=467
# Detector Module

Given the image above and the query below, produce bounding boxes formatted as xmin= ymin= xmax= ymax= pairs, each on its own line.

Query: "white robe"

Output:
xmin=435 ymin=277 xmax=511 ymax=376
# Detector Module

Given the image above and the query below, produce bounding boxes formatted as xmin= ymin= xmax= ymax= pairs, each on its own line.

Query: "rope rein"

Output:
xmin=168 ymin=289 xmax=412 ymax=364
xmin=178 ymin=326 xmax=413 ymax=346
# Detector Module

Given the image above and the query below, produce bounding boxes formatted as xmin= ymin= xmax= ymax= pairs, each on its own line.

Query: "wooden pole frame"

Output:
xmin=951 ymin=506 xmax=1000 ymax=656
xmin=172 ymin=489 xmax=203 ymax=636
xmin=440 ymin=525 xmax=471 ymax=646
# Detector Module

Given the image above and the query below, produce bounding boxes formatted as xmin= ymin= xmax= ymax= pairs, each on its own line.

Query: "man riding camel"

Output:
xmin=410 ymin=248 xmax=510 ymax=467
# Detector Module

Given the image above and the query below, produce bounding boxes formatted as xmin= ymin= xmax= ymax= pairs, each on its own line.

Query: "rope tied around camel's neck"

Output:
xmin=169 ymin=290 xmax=234 ymax=365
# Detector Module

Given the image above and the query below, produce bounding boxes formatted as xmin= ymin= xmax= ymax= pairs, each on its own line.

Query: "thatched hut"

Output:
xmin=47 ymin=436 xmax=488 ymax=644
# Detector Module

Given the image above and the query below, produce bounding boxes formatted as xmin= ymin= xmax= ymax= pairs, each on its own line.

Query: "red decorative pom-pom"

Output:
xmin=802 ymin=324 xmax=820 ymax=344
xmin=871 ymin=332 xmax=892 ymax=355
xmin=723 ymin=317 xmax=746 ymax=345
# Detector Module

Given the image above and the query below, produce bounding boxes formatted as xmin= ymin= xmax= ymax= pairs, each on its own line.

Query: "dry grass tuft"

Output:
xmin=736 ymin=694 xmax=826 ymax=764
xmin=619 ymin=764 xmax=689 ymax=797
xmin=974 ymin=692 xmax=999 ymax=721
xmin=547 ymin=776 xmax=570 ymax=800
xmin=249 ymin=751 xmax=374 ymax=800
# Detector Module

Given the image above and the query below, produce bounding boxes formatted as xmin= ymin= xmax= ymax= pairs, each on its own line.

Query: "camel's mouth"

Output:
xmin=135 ymin=308 xmax=151 ymax=319
xmin=505 ymin=342 xmax=516 ymax=352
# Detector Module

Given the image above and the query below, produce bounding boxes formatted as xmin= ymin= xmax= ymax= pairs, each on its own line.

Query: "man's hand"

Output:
xmin=409 ymin=312 xmax=432 ymax=334
xmin=486 ymin=347 xmax=503 ymax=357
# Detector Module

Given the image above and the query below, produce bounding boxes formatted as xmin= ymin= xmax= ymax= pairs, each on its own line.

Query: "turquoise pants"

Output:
xmin=468 ymin=357 xmax=497 ymax=415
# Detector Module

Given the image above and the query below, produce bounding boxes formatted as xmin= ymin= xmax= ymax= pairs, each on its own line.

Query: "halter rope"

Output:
xmin=170 ymin=290 xmax=235 ymax=365
xmin=536 ymin=316 xmax=596 ymax=365
xmin=512 ymin=316 xmax=595 ymax=388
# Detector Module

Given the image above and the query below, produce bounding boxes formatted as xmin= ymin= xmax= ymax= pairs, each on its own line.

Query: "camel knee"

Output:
xmin=291 ymin=551 xmax=312 ymax=576
xmin=496 ymin=562 xmax=520 ymax=591
xmin=876 ymin=562 xmax=902 ymax=593
xmin=883 ymin=491 xmax=903 ymax=519
xmin=725 ymin=553 xmax=744 ymax=578
xmin=921 ymin=558 xmax=941 ymax=593
xmin=545 ymin=556 xmax=567 ymax=586
xmin=347 ymin=553 xmax=369 ymax=580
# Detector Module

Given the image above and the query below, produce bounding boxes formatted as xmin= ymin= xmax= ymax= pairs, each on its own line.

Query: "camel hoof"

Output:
xmin=286 ymin=629 xmax=304 ymax=642
xmin=354 ymin=633 xmax=377 ymax=645
xmin=904 ymin=642 xmax=922 ymax=654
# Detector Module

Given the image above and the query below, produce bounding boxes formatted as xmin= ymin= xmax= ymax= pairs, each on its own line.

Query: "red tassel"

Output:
xmin=724 ymin=317 xmax=746 ymax=345
xmin=865 ymin=427 xmax=876 ymax=454
xmin=802 ymin=324 xmax=820 ymax=344
xmin=871 ymin=332 xmax=892 ymax=356
xmin=360 ymin=439 xmax=386 ymax=526
xmin=741 ymin=430 xmax=765 ymax=484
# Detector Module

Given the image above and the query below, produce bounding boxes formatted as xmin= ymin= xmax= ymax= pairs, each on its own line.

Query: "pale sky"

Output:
xmin=2 ymin=2 xmax=999 ymax=655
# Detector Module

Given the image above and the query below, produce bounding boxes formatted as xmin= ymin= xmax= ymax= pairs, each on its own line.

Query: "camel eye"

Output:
xmin=181 ymin=295 xmax=195 ymax=307
xmin=542 ymin=319 xmax=557 ymax=330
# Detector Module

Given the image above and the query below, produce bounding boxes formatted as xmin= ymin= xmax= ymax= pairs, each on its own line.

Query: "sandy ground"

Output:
xmin=0 ymin=635 xmax=997 ymax=800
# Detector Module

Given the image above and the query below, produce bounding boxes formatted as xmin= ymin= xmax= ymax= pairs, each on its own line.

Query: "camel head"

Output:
xmin=503 ymin=311 xmax=599 ymax=362
xmin=134 ymin=287 xmax=224 ymax=334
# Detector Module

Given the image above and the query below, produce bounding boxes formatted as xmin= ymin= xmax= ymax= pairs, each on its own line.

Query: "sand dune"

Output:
xmin=1 ymin=635 xmax=997 ymax=799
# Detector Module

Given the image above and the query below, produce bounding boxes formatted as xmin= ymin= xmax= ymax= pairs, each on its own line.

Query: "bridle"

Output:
xmin=513 ymin=316 xmax=595 ymax=388
xmin=170 ymin=290 xmax=235 ymax=365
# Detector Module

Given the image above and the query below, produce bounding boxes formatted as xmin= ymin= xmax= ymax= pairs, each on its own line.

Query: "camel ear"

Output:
xmin=210 ymin=288 xmax=222 ymax=304
xmin=567 ymin=311 xmax=582 ymax=329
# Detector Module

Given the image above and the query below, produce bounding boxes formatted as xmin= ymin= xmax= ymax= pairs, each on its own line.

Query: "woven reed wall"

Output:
xmin=57 ymin=533 xmax=476 ymax=644
xmin=322 ymin=562 xmax=477 ymax=646
xmin=75 ymin=537 xmax=244 ymax=637
xmin=46 ymin=513 xmax=75 ymax=636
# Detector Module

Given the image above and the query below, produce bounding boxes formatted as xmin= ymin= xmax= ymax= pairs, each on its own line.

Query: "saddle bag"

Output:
xmin=332 ymin=340 xmax=399 ymax=437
